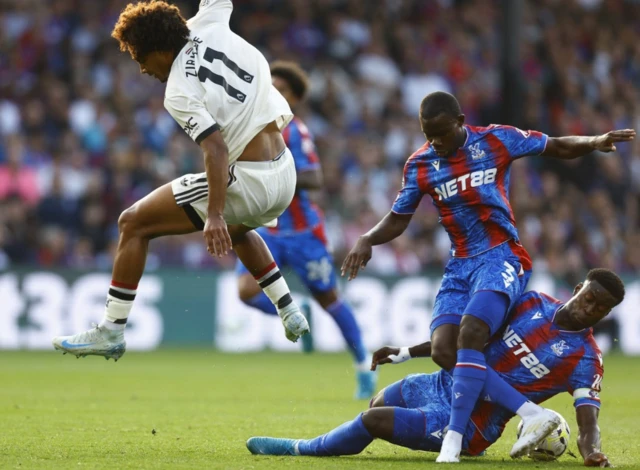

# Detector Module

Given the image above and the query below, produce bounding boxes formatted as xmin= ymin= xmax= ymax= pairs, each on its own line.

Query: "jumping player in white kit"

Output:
xmin=52 ymin=0 xmax=310 ymax=359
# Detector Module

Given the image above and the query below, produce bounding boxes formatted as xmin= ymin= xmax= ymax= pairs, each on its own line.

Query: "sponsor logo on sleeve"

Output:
xmin=183 ymin=117 xmax=200 ymax=138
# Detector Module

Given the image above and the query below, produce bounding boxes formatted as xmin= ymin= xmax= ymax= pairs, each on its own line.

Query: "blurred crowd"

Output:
xmin=0 ymin=0 xmax=638 ymax=284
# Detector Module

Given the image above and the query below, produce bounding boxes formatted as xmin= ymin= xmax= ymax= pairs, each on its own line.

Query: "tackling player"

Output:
xmin=53 ymin=0 xmax=310 ymax=359
xmin=341 ymin=91 xmax=635 ymax=461
xmin=235 ymin=61 xmax=376 ymax=399
xmin=246 ymin=268 xmax=622 ymax=468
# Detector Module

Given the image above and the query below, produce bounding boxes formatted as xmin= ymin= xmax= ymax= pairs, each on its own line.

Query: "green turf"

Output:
xmin=1 ymin=350 xmax=638 ymax=469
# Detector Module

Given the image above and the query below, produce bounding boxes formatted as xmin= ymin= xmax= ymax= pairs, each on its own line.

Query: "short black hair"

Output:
xmin=420 ymin=91 xmax=462 ymax=120
xmin=270 ymin=61 xmax=310 ymax=100
xmin=587 ymin=268 xmax=625 ymax=305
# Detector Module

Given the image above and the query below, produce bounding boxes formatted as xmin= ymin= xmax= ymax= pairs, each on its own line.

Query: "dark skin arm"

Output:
xmin=341 ymin=211 xmax=413 ymax=280
xmin=296 ymin=168 xmax=323 ymax=190
xmin=577 ymin=405 xmax=611 ymax=467
xmin=370 ymin=342 xmax=431 ymax=371
xmin=542 ymin=129 xmax=635 ymax=160
xmin=200 ymin=131 xmax=233 ymax=258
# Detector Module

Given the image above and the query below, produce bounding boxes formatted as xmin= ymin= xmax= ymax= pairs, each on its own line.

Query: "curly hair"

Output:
xmin=111 ymin=1 xmax=190 ymax=61
xmin=587 ymin=268 xmax=626 ymax=305
xmin=270 ymin=61 xmax=310 ymax=100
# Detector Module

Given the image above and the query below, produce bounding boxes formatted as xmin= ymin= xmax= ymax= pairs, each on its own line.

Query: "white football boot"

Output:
xmin=510 ymin=408 xmax=561 ymax=458
xmin=436 ymin=430 xmax=461 ymax=463
xmin=278 ymin=303 xmax=310 ymax=342
xmin=52 ymin=325 xmax=126 ymax=361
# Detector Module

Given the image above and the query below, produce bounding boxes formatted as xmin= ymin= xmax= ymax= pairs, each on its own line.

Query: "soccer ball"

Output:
xmin=516 ymin=410 xmax=570 ymax=461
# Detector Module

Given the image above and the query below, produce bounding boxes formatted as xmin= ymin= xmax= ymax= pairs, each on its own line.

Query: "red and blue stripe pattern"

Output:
xmin=269 ymin=117 xmax=323 ymax=234
xmin=465 ymin=291 xmax=603 ymax=455
xmin=392 ymin=125 xmax=548 ymax=257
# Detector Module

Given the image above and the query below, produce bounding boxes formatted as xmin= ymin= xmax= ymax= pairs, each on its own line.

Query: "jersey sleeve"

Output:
xmin=567 ymin=352 xmax=603 ymax=409
xmin=187 ymin=0 xmax=233 ymax=28
xmin=492 ymin=125 xmax=548 ymax=160
xmin=285 ymin=122 xmax=320 ymax=173
xmin=164 ymin=83 xmax=220 ymax=145
xmin=391 ymin=158 xmax=423 ymax=215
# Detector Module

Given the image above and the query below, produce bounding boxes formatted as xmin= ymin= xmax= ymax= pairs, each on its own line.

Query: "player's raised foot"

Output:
xmin=52 ymin=325 xmax=126 ymax=361
xmin=246 ymin=437 xmax=299 ymax=456
xmin=510 ymin=408 xmax=561 ymax=459
xmin=354 ymin=369 xmax=378 ymax=400
xmin=278 ymin=304 xmax=310 ymax=343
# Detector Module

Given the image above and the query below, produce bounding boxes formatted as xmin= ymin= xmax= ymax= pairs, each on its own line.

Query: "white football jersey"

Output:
xmin=164 ymin=0 xmax=293 ymax=163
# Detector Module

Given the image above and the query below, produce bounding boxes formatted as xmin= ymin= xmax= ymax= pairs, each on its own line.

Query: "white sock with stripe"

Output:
xmin=253 ymin=262 xmax=294 ymax=315
xmin=99 ymin=281 xmax=138 ymax=331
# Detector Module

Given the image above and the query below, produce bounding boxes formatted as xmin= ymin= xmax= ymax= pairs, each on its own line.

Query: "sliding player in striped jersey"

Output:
xmin=247 ymin=268 xmax=622 ymax=468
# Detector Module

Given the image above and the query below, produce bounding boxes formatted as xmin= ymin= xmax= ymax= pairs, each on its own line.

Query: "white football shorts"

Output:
xmin=171 ymin=148 xmax=296 ymax=229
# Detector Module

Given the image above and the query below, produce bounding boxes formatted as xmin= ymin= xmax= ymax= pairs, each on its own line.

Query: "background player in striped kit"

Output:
xmin=246 ymin=268 xmax=622 ymax=468
xmin=236 ymin=61 xmax=376 ymax=400
xmin=341 ymin=91 xmax=635 ymax=462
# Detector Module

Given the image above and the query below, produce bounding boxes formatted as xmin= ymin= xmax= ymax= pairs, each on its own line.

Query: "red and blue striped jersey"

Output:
xmin=465 ymin=291 xmax=604 ymax=455
xmin=269 ymin=117 xmax=323 ymax=234
xmin=391 ymin=125 xmax=548 ymax=257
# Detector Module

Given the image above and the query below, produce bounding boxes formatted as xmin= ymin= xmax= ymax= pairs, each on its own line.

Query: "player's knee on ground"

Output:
xmin=457 ymin=316 xmax=491 ymax=350
xmin=431 ymin=345 xmax=457 ymax=371
xmin=361 ymin=408 xmax=393 ymax=439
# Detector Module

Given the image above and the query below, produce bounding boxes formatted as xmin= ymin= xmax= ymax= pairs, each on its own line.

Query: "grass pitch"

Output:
xmin=1 ymin=350 xmax=639 ymax=469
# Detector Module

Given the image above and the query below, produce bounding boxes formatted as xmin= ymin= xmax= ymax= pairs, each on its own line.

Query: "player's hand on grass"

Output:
xmin=204 ymin=214 xmax=232 ymax=257
xmin=341 ymin=236 xmax=372 ymax=280
xmin=593 ymin=129 xmax=635 ymax=153
xmin=584 ymin=452 xmax=612 ymax=467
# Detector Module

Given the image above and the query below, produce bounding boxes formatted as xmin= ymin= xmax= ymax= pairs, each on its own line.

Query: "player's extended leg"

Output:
xmin=246 ymin=406 xmax=442 ymax=457
xmin=312 ymin=289 xmax=376 ymax=400
xmin=52 ymin=183 xmax=198 ymax=360
xmin=229 ymin=224 xmax=309 ymax=342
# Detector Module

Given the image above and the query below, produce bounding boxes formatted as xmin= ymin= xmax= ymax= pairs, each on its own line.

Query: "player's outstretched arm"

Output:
xmin=341 ymin=211 xmax=412 ymax=280
xmin=370 ymin=342 xmax=431 ymax=370
xmin=576 ymin=405 xmax=611 ymax=467
xmin=200 ymin=131 xmax=233 ymax=258
xmin=542 ymin=129 xmax=635 ymax=160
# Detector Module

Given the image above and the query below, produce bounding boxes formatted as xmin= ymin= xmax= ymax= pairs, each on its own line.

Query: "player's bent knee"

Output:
xmin=361 ymin=409 xmax=389 ymax=437
xmin=118 ymin=205 xmax=143 ymax=237
xmin=458 ymin=317 xmax=490 ymax=350
xmin=431 ymin=347 xmax=456 ymax=371
xmin=313 ymin=289 xmax=338 ymax=310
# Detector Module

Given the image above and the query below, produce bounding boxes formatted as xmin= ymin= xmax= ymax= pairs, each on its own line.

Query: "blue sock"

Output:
xmin=297 ymin=413 xmax=373 ymax=456
xmin=449 ymin=349 xmax=487 ymax=435
xmin=244 ymin=292 xmax=278 ymax=316
xmin=326 ymin=300 xmax=367 ymax=363
xmin=482 ymin=366 xmax=527 ymax=413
